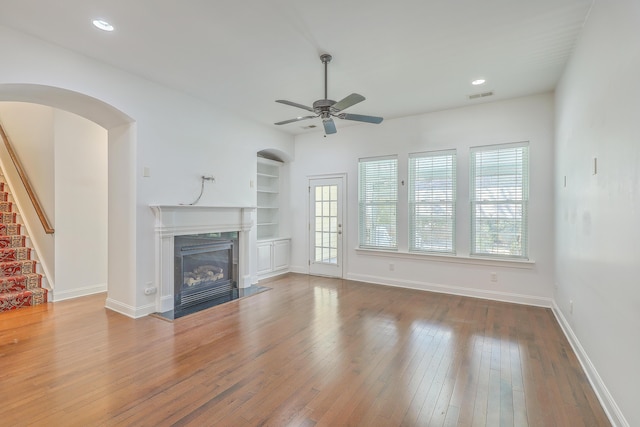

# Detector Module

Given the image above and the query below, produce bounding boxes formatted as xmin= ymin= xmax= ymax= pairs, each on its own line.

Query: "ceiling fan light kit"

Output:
xmin=275 ymin=53 xmax=383 ymax=135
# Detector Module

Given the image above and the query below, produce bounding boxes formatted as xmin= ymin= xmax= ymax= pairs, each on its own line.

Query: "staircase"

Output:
xmin=0 ymin=182 xmax=47 ymax=312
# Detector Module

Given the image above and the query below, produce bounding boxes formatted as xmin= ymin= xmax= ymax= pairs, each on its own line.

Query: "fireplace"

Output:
xmin=174 ymin=233 xmax=238 ymax=313
xmin=151 ymin=205 xmax=256 ymax=315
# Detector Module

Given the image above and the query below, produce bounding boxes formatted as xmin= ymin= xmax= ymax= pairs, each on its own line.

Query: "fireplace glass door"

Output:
xmin=174 ymin=233 xmax=238 ymax=312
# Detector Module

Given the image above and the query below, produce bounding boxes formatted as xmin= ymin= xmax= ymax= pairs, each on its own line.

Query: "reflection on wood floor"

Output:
xmin=0 ymin=273 xmax=610 ymax=426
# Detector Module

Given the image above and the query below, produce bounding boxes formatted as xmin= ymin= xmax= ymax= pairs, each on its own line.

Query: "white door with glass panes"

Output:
xmin=309 ymin=177 xmax=344 ymax=277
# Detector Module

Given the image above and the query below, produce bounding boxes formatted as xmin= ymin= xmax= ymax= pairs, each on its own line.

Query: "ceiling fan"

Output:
xmin=275 ymin=53 xmax=383 ymax=135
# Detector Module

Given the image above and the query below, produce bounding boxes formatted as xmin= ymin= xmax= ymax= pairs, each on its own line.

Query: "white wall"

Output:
xmin=53 ymin=109 xmax=108 ymax=300
xmin=555 ymin=1 xmax=639 ymax=425
xmin=0 ymin=24 xmax=295 ymax=316
xmin=290 ymin=93 xmax=555 ymax=305
xmin=0 ymin=102 xmax=55 ymax=281
xmin=0 ymin=103 xmax=55 ymax=215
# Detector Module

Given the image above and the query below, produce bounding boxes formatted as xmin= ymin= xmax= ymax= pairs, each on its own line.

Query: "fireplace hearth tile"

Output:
xmin=151 ymin=285 xmax=270 ymax=321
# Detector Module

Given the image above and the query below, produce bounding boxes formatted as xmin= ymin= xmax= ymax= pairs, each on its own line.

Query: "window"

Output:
xmin=409 ymin=150 xmax=456 ymax=253
xmin=471 ymin=142 xmax=529 ymax=258
xmin=358 ymin=156 xmax=397 ymax=249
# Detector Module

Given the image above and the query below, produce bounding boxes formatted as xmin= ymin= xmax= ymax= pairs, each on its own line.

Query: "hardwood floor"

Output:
xmin=0 ymin=274 xmax=610 ymax=426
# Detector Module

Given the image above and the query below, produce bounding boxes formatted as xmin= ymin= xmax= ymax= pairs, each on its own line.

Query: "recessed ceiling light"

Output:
xmin=92 ymin=19 xmax=114 ymax=32
xmin=472 ymin=79 xmax=486 ymax=86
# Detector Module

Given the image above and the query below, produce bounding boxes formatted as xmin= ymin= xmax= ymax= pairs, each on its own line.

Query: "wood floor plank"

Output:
xmin=0 ymin=274 xmax=612 ymax=426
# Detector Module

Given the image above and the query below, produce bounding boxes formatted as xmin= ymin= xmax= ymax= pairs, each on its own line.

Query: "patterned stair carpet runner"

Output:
xmin=0 ymin=183 xmax=47 ymax=312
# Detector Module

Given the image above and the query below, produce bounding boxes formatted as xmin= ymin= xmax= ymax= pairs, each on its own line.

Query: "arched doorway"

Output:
xmin=0 ymin=83 xmax=137 ymax=313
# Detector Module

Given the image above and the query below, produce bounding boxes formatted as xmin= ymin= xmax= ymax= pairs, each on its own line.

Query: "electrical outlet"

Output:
xmin=490 ymin=272 xmax=498 ymax=282
xmin=569 ymin=299 xmax=574 ymax=314
xmin=389 ymin=263 xmax=395 ymax=271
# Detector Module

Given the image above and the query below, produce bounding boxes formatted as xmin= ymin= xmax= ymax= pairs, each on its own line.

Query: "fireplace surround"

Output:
xmin=151 ymin=205 xmax=255 ymax=315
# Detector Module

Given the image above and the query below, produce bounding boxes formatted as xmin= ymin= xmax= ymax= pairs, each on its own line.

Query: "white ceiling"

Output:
xmin=0 ymin=0 xmax=592 ymax=135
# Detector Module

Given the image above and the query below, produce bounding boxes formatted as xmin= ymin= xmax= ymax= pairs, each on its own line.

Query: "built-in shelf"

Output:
xmin=256 ymin=154 xmax=290 ymax=280
xmin=257 ymin=157 xmax=282 ymax=241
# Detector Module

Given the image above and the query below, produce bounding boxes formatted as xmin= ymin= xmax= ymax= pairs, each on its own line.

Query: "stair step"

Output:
xmin=0 ymin=247 xmax=31 ymax=263
xmin=0 ymin=223 xmax=21 ymax=236
xmin=0 ymin=201 xmax=12 ymax=212
xmin=0 ymin=235 xmax=25 ymax=248
xmin=0 ymin=260 xmax=36 ymax=277
xmin=0 ymin=273 xmax=42 ymax=292
xmin=0 ymin=212 xmax=16 ymax=224
xmin=0 ymin=288 xmax=47 ymax=311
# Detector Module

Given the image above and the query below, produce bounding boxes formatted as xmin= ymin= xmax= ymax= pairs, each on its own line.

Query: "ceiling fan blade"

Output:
xmin=331 ymin=93 xmax=365 ymax=112
xmin=339 ymin=113 xmax=383 ymax=124
xmin=274 ymin=116 xmax=316 ymax=125
xmin=323 ymin=118 xmax=337 ymax=134
xmin=276 ymin=99 xmax=315 ymax=112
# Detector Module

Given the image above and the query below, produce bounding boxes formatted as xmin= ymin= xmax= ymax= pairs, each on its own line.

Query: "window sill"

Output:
xmin=354 ymin=248 xmax=535 ymax=269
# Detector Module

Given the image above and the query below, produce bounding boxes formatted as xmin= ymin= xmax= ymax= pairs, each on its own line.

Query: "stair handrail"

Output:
xmin=0 ymin=123 xmax=54 ymax=234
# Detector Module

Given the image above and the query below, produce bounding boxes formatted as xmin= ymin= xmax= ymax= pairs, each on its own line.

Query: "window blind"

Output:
xmin=358 ymin=156 xmax=397 ymax=249
xmin=470 ymin=142 xmax=529 ymax=258
xmin=409 ymin=150 xmax=456 ymax=253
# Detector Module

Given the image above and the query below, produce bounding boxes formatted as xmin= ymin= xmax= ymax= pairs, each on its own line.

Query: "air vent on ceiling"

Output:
xmin=468 ymin=91 xmax=494 ymax=100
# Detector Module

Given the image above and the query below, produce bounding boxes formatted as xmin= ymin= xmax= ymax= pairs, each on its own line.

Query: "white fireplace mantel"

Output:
xmin=150 ymin=205 xmax=256 ymax=313
xmin=151 ymin=204 xmax=255 ymax=236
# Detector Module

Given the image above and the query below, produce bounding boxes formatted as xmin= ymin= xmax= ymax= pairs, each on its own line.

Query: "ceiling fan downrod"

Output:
xmin=320 ymin=53 xmax=332 ymax=100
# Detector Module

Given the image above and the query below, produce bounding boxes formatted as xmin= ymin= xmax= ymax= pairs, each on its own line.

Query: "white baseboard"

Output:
xmin=133 ymin=303 xmax=157 ymax=318
xmin=105 ymin=298 xmax=156 ymax=319
xmin=104 ymin=298 xmax=135 ymax=317
xmin=51 ymin=283 xmax=107 ymax=302
xmin=288 ymin=265 xmax=308 ymax=275
xmin=552 ymin=303 xmax=629 ymax=427
xmin=345 ymin=273 xmax=553 ymax=307
xmin=257 ymin=268 xmax=290 ymax=282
